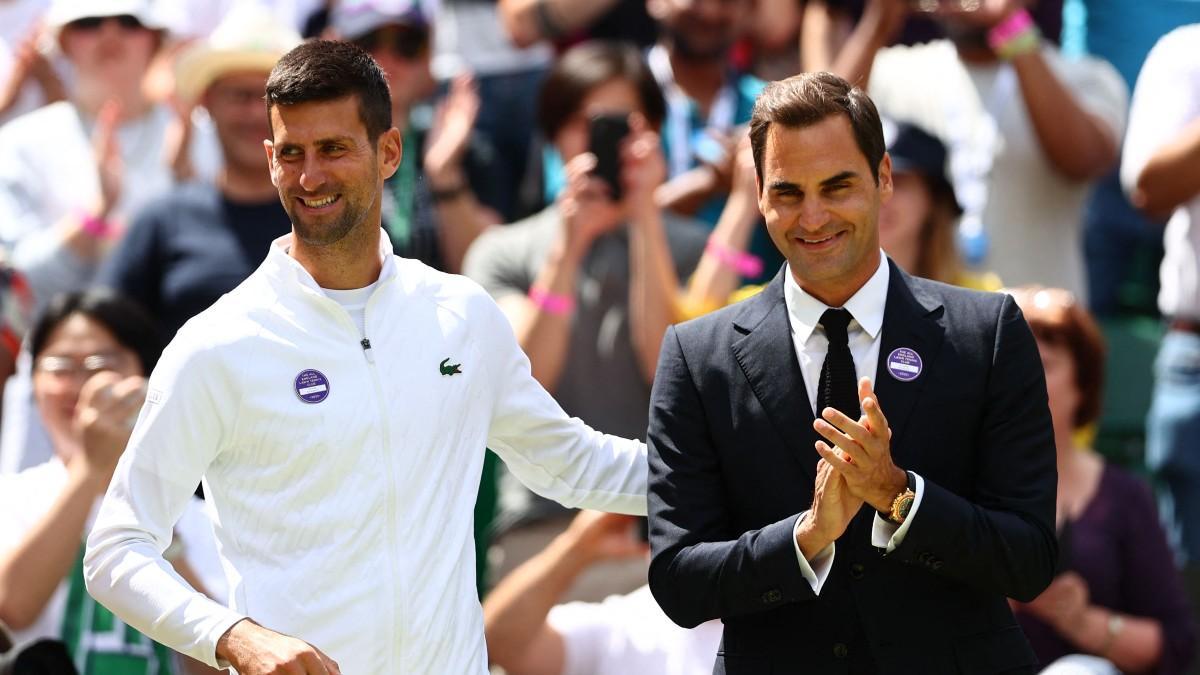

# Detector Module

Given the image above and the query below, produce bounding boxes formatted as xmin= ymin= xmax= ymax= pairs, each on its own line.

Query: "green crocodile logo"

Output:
xmin=439 ymin=358 xmax=462 ymax=376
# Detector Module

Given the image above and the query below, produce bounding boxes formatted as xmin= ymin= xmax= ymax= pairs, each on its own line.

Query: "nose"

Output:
xmin=299 ymin=155 xmax=326 ymax=192
xmin=798 ymin=197 xmax=831 ymax=231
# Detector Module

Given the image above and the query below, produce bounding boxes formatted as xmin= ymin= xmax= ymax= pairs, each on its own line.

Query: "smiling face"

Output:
xmin=757 ymin=114 xmax=892 ymax=305
xmin=265 ymin=95 xmax=401 ymax=249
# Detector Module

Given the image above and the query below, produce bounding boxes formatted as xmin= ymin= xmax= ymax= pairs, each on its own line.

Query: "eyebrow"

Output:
xmin=278 ymin=135 xmax=358 ymax=149
xmin=767 ymin=171 xmax=861 ymax=193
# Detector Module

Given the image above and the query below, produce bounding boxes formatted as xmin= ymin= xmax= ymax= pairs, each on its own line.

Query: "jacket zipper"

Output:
xmin=358 ymin=295 xmax=403 ymax=673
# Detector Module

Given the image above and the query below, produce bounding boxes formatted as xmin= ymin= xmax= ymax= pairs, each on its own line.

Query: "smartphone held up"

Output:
xmin=587 ymin=113 xmax=631 ymax=202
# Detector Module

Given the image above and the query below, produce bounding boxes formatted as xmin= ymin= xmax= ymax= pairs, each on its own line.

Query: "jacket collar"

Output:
xmin=260 ymin=229 xmax=399 ymax=299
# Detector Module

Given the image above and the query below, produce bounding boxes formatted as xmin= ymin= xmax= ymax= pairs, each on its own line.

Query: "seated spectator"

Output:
xmin=1007 ymin=286 xmax=1195 ymax=674
xmin=331 ymin=0 xmax=491 ymax=273
xmin=877 ymin=120 xmax=1000 ymax=290
xmin=0 ymin=0 xmax=220 ymax=311
xmin=99 ymin=6 xmax=299 ymax=342
xmin=831 ymin=0 xmax=1126 ymax=301
xmin=0 ymin=290 xmax=224 ymax=674
xmin=484 ymin=510 xmax=722 ymax=675
xmin=463 ymin=41 xmax=708 ymax=592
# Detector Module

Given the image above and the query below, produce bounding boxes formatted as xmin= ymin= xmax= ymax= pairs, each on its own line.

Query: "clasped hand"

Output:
xmin=813 ymin=377 xmax=907 ymax=514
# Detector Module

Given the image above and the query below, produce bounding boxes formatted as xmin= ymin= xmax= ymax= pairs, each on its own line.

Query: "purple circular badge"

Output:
xmin=294 ymin=369 xmax=330 ymax=404
xmin=886 ymin=348 xmax=923 ymax=382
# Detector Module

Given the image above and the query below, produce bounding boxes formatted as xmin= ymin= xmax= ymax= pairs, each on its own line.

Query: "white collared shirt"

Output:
xmin=781 ymin=252 xmax=925 ymax=593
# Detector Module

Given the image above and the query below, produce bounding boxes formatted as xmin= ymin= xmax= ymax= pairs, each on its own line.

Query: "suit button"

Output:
xmin=833 ymin=643 xmax=849 ymax=658
xmin=761 ymin=589 xmax=782 ymax=604
xmin=917 ymin=551 xmax=931 ymax=563
xmin=849 ymin=563 xmax=864 ymax=579
xmin=932 ymin=560 xmax=944 ymax=571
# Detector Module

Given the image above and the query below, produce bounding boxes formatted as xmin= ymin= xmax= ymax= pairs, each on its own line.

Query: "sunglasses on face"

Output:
xmin=65 ymin=14 xmax=145 ymax=31
xmin=353 ymin=25 xmax=429 ymax=60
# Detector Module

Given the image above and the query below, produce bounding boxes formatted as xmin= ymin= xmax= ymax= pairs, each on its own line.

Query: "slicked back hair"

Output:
xmin=265 ymin=40 xmax=392 ymax=142
xmin=749 ymin=72 xmax=886 ymax=191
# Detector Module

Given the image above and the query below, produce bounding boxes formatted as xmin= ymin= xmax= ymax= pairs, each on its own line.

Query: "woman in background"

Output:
xmin=1008 ymin=285 xmax=1194 ymax=674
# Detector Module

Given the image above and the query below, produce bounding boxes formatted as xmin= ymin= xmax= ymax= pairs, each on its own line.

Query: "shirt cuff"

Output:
xmin=792 ymin=511 xmax=836 ymax=594
xmin=871 ymin=472 xmax=925 ymax=552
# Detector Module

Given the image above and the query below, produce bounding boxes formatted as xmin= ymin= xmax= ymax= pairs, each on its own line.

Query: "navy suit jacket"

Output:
xmin=647 ymin=262 xmax=1058 ymax=674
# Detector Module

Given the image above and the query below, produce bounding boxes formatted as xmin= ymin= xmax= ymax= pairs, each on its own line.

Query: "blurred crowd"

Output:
xmin=0 ymin=0 xmax=1198 ymax=673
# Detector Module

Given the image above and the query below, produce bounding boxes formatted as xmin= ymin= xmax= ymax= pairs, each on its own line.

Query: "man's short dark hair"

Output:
xmin=265 ymin=40 xmax=392 ymax=142
xmin=749 ymin=72 xmax=885 ymax=190
xmin=537 ymin=41 xmax=666 ymax=140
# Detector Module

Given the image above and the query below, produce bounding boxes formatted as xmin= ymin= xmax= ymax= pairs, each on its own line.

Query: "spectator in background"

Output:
xmin=0 ymin=0 xmax=221 ymax=311
xmin=642 ymin=0 xmax=778 ymax=282
xmin=463 ymin=41 xmax=707 ymax=593
xmin=1121 ymin=24 xmax=1200 ymax=571
xmin=1064 ymin=0 xmax=1200 ymax=317
xmin=1006 ymin=285 xmax=1195 ymax=674
xmin=0 ymin=290 xmax=224 ymax=675
xmin=430 ymin=0 xmax=552 ymax=222
xmin=99 ymin=6 xmax=299 ymax=343
xmin=801 ymin=0 xmax=1063 ymax=73
xmin=877 ymin=120 xmax=1000 ymax=290
xmin=831 ymin=0 xmax=1125 ymax=301
xmin=484 ymin=510 xmax=722 ymax=675
xmin=0 ymin=0 xmax=64 ymax=126
xmin=331 ymin=0 xmax=492 ymax=273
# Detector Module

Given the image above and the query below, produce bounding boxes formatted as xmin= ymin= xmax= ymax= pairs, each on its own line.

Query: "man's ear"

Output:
xmin=877 ymin=152 xmax=893 ymax=204
xmin=263 ymin=139 xmax=279 ymax=187
xmin=378 ymin=127 xmax=403 ymax=180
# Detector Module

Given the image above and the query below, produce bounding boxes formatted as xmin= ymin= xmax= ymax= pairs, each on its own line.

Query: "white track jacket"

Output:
xmin=83 ymin=233 xmax=648 ymax=673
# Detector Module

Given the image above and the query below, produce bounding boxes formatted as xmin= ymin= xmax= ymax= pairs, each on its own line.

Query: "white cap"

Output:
xmin=45 ymin=0 xmax=168 ymax=35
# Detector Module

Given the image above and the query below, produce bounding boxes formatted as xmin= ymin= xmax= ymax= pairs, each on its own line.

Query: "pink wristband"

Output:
xmin=706 ymin=238 xmax=763 ymax=278
xmin=987 ymin=8 xmax=1036 ymax=52
xmin=529 ymin=286 xmax=575 ymax=315
xmin=79 ymin=212 xmax=110 ymax=238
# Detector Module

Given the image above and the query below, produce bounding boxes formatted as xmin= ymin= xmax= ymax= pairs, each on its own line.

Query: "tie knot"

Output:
xmin=820 ymin=308 xmax=853 ymax=346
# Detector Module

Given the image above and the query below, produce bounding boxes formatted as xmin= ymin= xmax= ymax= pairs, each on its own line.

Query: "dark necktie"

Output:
xmin=817 ymin=308 xmax=860 ymax=420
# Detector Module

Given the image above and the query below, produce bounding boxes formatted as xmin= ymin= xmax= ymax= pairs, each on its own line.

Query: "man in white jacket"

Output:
xmin=82 ymin=39 xmax=650 ymax=675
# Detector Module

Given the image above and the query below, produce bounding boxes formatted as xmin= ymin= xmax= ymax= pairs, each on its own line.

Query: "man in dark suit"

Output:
xmin=646 ymin=72 xmax=1058 ymax=674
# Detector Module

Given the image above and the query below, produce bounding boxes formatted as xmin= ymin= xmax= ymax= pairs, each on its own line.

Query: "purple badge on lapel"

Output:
xmin=294 ymin=369 xmax=330 ymax=403
xmin=886 ymin=348 xmax=922 ymax=382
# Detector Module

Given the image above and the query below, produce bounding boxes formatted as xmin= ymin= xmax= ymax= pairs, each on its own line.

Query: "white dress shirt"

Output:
xmin=782 ymin=253 xmax=925 ymax=593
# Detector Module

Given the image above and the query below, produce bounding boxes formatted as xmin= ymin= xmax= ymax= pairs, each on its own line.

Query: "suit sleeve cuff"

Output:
xmin=871 ymin=472 xmax=925 ymax=552
xmin=792 ymin=511 xmax=835 ymax=594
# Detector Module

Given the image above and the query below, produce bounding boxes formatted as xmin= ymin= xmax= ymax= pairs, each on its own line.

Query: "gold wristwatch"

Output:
xmin=887 ymin=471 xmax=916 ymax=525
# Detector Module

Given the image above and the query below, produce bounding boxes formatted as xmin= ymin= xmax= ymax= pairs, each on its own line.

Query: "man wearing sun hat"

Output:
xmin=99 ymin=5 xmax=300 ymax=341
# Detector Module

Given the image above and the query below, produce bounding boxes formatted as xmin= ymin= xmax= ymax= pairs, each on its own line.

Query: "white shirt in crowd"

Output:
xmin=0 ymin=457 xmax=225 ymax=647
xmin=549 ymin=585 xmax=724 ymax=675
xmin=84 ymin=233 xmax=647 ymax=674
xmin=1120 ymin=23 xmax=1200 ymax=321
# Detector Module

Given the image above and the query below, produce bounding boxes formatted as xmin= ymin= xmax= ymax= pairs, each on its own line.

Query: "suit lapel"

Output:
xmin=730 ymin=270 xmax=820 ymax=481
xmin=873 ymin=261 xmax=946 ymax=469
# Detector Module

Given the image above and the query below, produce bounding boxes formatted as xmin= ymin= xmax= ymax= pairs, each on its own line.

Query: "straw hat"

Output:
xmin=174 ymin=4 xmax=302 ymax=105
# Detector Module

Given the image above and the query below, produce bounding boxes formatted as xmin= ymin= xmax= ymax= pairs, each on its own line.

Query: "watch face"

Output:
xmin=897 ymin=493 xmax=914 ymax=520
